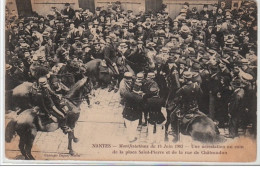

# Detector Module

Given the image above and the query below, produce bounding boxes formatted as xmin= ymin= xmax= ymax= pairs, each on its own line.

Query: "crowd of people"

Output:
xmin=5 ymin=1 xmax=257 ymax=143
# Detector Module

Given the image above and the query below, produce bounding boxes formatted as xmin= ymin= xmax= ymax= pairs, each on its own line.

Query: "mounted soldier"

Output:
xmin=170 ymin=71 xmax=204 ymax=142
xmin=38 ymin=76 xmax=71 ymax=134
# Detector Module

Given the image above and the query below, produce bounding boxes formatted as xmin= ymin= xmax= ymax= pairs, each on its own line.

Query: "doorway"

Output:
xmin=15 ymin=0 xmax=32 ymax=17
xmin=78 ymin=0 xmax=95 ymax=13
xmin=145 ymin=0 xmax=162 ymax=13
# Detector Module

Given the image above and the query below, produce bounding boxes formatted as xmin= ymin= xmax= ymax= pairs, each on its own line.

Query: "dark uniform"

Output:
xmin=122 ymin=90 xmax=143 ymax=122
xmin=38 ymin=77 xmax=71 ymax=134
xmin=63 ymin=3 xmax=75 ymax=19
xmin=227 ymin=80 xmax=246 ymax=138
xmin=146 ymin=96 xmax=165 ymax=125
xmin=146 ymin=86 xmax=165 ymax=143
xmin=142 ymin=73 xmax=159 ymax=125
xmin=171 ymin=72 xmax=203 ymax=138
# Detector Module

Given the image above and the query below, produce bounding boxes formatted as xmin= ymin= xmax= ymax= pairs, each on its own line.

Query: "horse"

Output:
xmin=84 ymin=59 xmax=114 ymax=89
xmin=5 ymin=77 xmax=91 ymax=160
xmin=164 ymin=103 xmax=225 ymax=143
xmin=163 ymin=69 xmax=225 ymax=143
xmin=5 ymin=81 xmax=35 ymax=114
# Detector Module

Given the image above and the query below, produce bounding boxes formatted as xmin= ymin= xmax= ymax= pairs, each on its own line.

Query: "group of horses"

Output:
xmin=5 ymin=59 xmax=98 ymax=160
xmin=5 ymin=56 xmax=246 ymax=160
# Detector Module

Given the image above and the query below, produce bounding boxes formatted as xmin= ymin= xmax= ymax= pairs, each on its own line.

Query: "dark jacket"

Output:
xmin=122 ymin=92 xmax=143 ymax=121
xmin=146 ymin=96 xmax=165 ymax=125
xmin=63 ymin=7 xmax=75 ymax=19
xmin=228 ymin=88 xmax=245 ymax=117
xmin=175 ymin=81 xmax=202 ymax=114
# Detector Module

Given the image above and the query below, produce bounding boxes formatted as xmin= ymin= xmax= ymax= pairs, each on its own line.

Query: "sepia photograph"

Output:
xmin=2 ymin=0 xmax=258 ymax=164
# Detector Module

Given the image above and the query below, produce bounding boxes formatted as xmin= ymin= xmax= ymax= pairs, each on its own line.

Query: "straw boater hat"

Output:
xmin=136 ymin=73 xmax=144 ymax=80
xmin=147 ymin=72 xmax=155 ymax=79
xmin=124 ymin=72 xmax=133 ymax=79
xmin=6 ymin=64 xmax=12 ymax=71
xmin=225 ymin=39 xmax=235 ymax=45
xmin=180 ymin=25 xmax=190 ymax=33
xmin=183 ymin=71 xmax=193 ymax=79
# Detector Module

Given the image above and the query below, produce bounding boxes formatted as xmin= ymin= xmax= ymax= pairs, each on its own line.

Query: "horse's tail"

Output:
xmin=5 ymin=119 xmax=17 ymax=143
xmin=190 ymin=115 xmax=226 ymax=143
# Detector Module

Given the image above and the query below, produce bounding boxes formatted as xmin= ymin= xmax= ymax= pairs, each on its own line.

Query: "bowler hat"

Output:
xmin=184 ymin=2 xmax=189 ymax=6
xmin=191 ymin=63 xmax=201 ymax=72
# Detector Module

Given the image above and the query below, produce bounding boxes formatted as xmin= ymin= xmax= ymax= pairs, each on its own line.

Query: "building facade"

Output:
xmin=7 ymin=0 xmax=241 ymax=19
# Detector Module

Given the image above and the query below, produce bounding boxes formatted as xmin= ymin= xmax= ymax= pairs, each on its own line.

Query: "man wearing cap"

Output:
xmin=170 ymin=71 xmax=203 ymax=141
xmin=226 ymin=79 xmax=246 ymax=138
xmin=116 ymin=42 xmax=135 ymax=82
xmin=67 ymin=23 xmax=78 ymax=44
xmin=146 ymin=85 xmax=165 ymax=144
xmin=182 ymin=2 xmax=191 ymax=18
xmin=81 ymin=43 xmax=92 ymax=63
xmin=50 ymin=28 xmax=60 ymax=46
xmin=200 ymin=4 xmax=210 ymax=19
xmin=70 ymin=37 xmax=83 ymax=56
xmin=73 ymin=10 xmax=84 ymax=28
xmin=38 ymin=55 xmax=51 ymax=70
xmin=142 ymin=72 xmax=159 ymax=125
xmin=103 ymin=38 xmax=120 ymax=74
xmin=207 ymin=34 xmax=220 ymax=51
xmin=134 ymin=72 xmax=146 ymax=125
xmin=155 ymin=47 xmax=169 ymax=66
xmin=5 ymin=64 xmax=18 ymax=90
xmin=12 ymin=59 xmax=29 ymax=85
xmin=119 ymin=72 xmax=134 ymax=105
xmin=8 ymin=24 xmax=19 ymax=51
xmin=56 ymin=38 xmax=70 ymax=63
xmin=246 ymin=46 xmax=257 ymax=66
xmin=240 ymin=59 xmax=256 ymax=80
xmin=63 ymin=3 xmax=75 ymax=19
xmin=44 ymin=38 xmax=56 ymax=62
xmin=89 ymin=41 xmax=104 ymax=60
xmin=125 ymin=40 xmax=148 ymax=74
xmin=38 ymin=76 xmax=71 ymax=134
xmin=165 ymin=35 xmax=180 ymax=49
xmin=122 ymin=81 xmax=143 ymax=142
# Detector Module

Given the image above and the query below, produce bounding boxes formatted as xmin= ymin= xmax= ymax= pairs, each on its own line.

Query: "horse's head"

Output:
xmin=65 ymin=77 xmax=92 ymax=106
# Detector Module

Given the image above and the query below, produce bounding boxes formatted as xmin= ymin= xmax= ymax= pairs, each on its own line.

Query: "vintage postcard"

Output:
xmin=2 ymin=0 xmax=259 ymax=164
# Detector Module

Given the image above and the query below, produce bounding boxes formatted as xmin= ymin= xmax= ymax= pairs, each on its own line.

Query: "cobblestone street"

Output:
xmin=5 ymin=88 xmax=244 ymax=161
